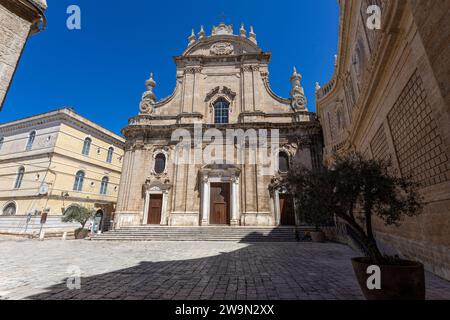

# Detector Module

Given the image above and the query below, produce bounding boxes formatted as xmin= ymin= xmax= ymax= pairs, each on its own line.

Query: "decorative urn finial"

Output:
xmin=198 ymin=25 xmax=205 ymax=40
xmin=290 ymin=67 xmax=307 ymax=111
xmin=240 ymin=23 xmax=247 ymax=37
xmin=140 ymin=73 xmax=157 ymax=114
xmin=249 ymin=25 xmax=257 ymax=44
xmin=188 ymin=28 xmax=196 ymax=45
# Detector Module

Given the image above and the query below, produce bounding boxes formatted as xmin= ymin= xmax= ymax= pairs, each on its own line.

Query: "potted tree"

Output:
xmin=286 ymin=153 xmax=424 ymax=300
xmin=61 ymin=205 xmax=96 ymax=239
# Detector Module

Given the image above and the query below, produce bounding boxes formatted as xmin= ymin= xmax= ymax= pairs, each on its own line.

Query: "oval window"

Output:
xmin=154 ymin=153 xmax=166 ymax=174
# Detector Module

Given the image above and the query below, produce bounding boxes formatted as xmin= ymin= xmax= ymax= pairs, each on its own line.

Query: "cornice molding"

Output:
xmin=0 ymin=109 xmax=125 ymax=147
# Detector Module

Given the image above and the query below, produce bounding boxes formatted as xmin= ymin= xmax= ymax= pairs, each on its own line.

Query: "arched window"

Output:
xmin=2 ymin=202 xmax=16 ymax=216
xmin=26 ymin=131 xmax=36 ymax=151
xmin=73 ymin=171 xmax=85 ymax=191
xmin=82 ymin=137 xmax=92 ymax=156
xmin=214 ymin=99 xmax=229 ymax=124
xmin=278 ymin=152 xmax=290 ymax=173
xmin=106 ymin=147 xmax=114 ymax=163
xmin=14 ymin=167 xmax=25 ymax=189
xmin=154 ymin=153 xmax=166 ymax=175
xmin=0 ymin=137 xmax=4 ymax=151
xmin=100 ymin=176 xmax=109 ymax=195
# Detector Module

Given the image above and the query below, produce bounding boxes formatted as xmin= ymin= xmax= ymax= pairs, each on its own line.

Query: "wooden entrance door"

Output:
xmin=279 ymin=194 xmax=296 ymax=226
xmin=147 ymin=194 xmax=163 ymax=225
xmin=210 ymin=183 xmax=230 ymax=225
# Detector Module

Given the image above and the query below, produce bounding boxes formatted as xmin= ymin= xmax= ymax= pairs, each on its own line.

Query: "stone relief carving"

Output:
xmin=210 ymin=42 xmax=234 ymax=56
xmin=204 ymin=86 xmax=236 ymax=103
xmin=211 ymin=23 xmax=233 ymax=36
xmin=221 ymin=86 xmax=237 ymax=100
xmin=205 ymin=86 xmax=220 ymax=102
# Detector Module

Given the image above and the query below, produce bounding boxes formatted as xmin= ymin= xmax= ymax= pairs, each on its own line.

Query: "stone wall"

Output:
xmin=317 ymin=0 xmax=450 ymax=280
xmin=0 ymin=0 xmax=46 ymax=111
xmin=0 ymin=216 xmax=80 ymax=237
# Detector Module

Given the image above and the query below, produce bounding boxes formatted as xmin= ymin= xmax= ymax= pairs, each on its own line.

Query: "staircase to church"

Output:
xmin=90 ymin=226 xmax=316 ymax=242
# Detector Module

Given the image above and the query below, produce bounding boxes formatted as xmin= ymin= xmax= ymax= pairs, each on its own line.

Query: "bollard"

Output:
xmin=62 ymin=232 xmax=67 ymax=241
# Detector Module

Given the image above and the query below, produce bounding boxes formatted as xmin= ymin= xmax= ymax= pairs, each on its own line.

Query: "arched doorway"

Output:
xmin=279 ymin=194 xmax=296 ymax=226
xmin=94 ymin=210 xmax=104 ymax=233
xmin=2 ymin=202 xmax=17 ymax=216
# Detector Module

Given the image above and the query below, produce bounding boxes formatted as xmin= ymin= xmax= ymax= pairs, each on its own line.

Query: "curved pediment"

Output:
xmin=182 ymin=35 xmax=262 ymax=57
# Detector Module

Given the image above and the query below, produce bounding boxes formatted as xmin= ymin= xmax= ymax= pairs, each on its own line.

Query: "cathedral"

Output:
xmin=115 ymin=23 xmax=322 ymax=228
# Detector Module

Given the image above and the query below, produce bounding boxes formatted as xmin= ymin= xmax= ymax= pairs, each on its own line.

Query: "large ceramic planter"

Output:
xmin=310 ymin=231 xmax=326 ymax=242
xmin=351 ymin=257 xmax=425 ymax=300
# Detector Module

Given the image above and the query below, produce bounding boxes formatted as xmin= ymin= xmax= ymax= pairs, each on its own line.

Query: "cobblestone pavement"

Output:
xmin=1 ymin=237 xmax=449 ymax=300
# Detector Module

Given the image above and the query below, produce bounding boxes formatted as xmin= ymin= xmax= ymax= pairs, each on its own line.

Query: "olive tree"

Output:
xmin=62 ymin=205 xmax=96 ymax=230
xmin=286 ymin=153 xmax=423 ymax=264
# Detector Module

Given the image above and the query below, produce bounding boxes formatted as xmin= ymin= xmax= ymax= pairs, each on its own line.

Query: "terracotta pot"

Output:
xmin=74 ymin=228 xmax=89 ymax=239
xmin=310 ymin=231 xmax=326 ymax=242
xmin=351 ymin=257 xmax=425 ymax=300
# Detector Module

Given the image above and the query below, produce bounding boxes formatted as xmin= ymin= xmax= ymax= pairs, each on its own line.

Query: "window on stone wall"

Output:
xmin=154 ymin=153 xmax=166 ymax=175
xmin=100 ymin=176 xmax=109 ymax=195
xmin=214 ymin=99 xmax=229 ymax=124
xmin=73 ymin=171 xmax=85 ymax=191
xmin=26 ymin=131 xmax=36 ymax=151
xmin=82 ymin=137 xmax=92 ymax=156
xmin=106 ymin=147 xmax=114 ymax=163
xmin=0 ymin=137 xmax=3 ymax=151
xmin=2 ymin=202 xmax=16 ymax=216
xmin=279 ymin=152 xmax=290 ymax=173
xmin=14 ymin=167 xmax=25 ymax=189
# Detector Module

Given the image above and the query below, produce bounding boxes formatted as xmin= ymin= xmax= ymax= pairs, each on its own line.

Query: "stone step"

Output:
xmin=90 ymin=226 xmax=314 ymax=242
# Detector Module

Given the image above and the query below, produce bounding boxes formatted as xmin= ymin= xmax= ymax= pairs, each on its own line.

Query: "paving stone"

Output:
xmin=0 ymin=237 xmax=449 ymax=300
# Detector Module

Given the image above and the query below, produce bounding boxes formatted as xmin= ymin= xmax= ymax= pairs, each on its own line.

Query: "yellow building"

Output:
xmin=0 ymin=108 xmax=125 ymax=236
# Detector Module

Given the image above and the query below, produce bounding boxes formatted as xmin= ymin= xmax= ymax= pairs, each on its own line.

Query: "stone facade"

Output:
xmin=0 ymin=0 xmax=47 ymax=111
xmin=317 ymin=0 xmax=450 ymax=280
xmin=116 ymin=23 xmax=322 ymax=228
xmin=0 ymin=108 xmax=125 ymax=236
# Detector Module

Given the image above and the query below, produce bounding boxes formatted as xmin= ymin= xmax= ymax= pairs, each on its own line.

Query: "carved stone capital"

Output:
xmin=185 ymin=67 xmax=203 ymax=74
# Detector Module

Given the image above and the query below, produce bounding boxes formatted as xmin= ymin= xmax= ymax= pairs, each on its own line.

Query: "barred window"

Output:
xmin=214 ymin=99 xmax=229 ymax=124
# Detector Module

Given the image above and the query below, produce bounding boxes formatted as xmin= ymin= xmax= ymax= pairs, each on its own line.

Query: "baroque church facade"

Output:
xmin=115 ymin=23 xmax=322 ymax=228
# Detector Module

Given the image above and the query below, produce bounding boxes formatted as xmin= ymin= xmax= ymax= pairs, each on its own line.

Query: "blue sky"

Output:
xmin=1 ymin=0 xmax=339 ymax=135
